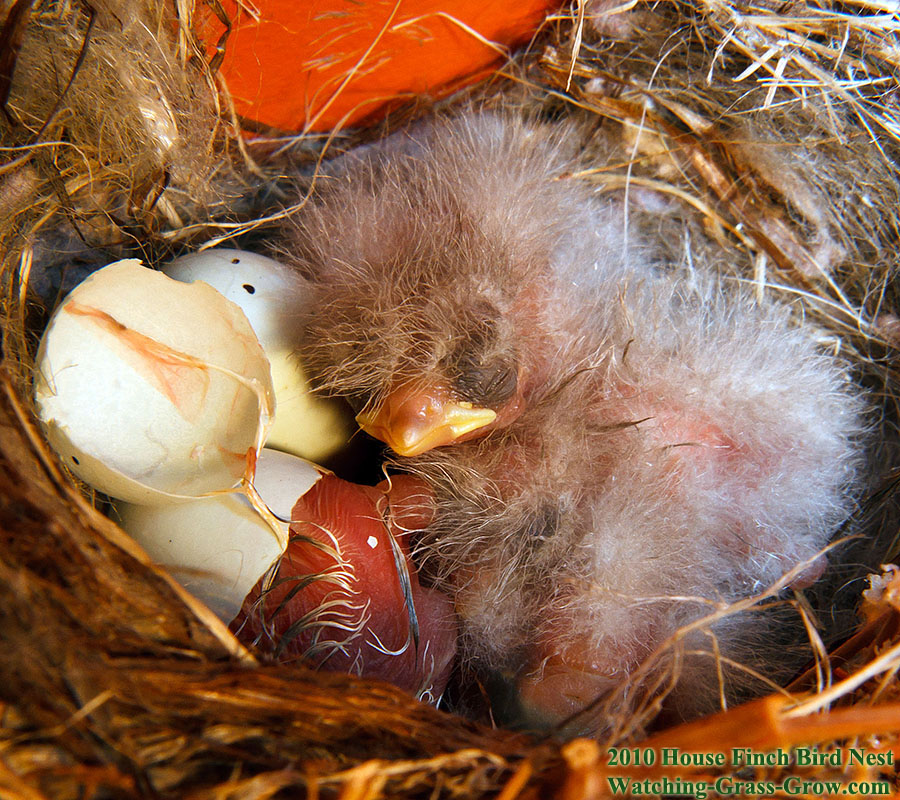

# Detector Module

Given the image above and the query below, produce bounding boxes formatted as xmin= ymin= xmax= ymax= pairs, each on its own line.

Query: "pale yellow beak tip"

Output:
xmin=445 ymin=405 xmax=497 ymax=438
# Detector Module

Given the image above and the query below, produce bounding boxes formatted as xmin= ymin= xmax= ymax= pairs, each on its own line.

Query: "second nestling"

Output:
xmin=281 ymin=111 xmax=867 ymax=732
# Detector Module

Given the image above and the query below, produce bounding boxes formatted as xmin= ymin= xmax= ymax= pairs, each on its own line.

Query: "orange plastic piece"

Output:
xmin=195 ymin=0 xmax=561 ymax=132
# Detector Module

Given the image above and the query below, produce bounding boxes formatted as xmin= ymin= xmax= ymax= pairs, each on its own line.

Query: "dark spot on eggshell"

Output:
xmin=242 ymin=284 xmax=256 ymax=294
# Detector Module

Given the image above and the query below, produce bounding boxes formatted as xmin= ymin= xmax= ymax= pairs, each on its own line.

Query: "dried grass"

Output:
xmin=1 ymin=0 xmax=900 ymax=797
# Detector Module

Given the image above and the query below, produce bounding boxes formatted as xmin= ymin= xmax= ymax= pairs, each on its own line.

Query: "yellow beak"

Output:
xmin=356 ymin=382 xmax=497 ymax=456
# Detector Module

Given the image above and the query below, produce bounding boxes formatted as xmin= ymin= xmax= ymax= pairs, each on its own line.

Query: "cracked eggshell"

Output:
xmin=34 ymin=259 xmax=274 ymax=504
xmin=162 ymin=249 xmax=354 ymax=463
xmin=116 ymin=448 xmax=322 ymax=622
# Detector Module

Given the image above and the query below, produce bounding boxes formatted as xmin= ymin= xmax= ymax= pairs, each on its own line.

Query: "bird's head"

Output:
xmin=296 ymin=207 xmax=550 ymax=456
xmin=286 ymin=113 xmax=614 ymax=456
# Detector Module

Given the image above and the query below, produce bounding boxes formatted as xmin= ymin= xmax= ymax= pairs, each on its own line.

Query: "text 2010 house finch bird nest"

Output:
xmin=1 ymin=0 xmax=900 ymax=798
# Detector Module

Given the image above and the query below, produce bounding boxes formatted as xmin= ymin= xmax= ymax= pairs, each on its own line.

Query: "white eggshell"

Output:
xmin=162 ymin=249 xmax=303 ymax=347
xmin=34 ymin=259 xmax=274 ymax=503
xmin=116 ymin=449 xmax=322 ymax=622
xmin=163 ymin=249 xmax=354 ymax=462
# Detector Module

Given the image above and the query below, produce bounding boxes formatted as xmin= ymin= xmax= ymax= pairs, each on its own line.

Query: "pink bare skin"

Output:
xmin=232 ymin=474 xmax=457 ymax=700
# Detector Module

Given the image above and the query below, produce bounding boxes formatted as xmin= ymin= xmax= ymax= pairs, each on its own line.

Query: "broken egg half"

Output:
xmin=33 ymin=259 xmax=275 ymax=504
xmin=115 ymin=448 xmax=322 ymax=623
xmin=162 ymin=248 xmax=355 ymax=463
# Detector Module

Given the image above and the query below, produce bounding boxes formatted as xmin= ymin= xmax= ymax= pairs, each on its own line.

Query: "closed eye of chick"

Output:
xmin=283 ymin=111 xmax=868 ymax=734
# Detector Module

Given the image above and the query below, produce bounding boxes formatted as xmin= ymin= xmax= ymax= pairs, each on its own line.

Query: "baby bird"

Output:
xmin=285 ymin=112 xmax=866 ymax=731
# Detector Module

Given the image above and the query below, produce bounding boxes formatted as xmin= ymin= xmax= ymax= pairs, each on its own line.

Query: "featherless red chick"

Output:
xmin=283 ymin=112 xmax=867 ymax=732
xmin=232 ymin=474 xmax=457 ymax=702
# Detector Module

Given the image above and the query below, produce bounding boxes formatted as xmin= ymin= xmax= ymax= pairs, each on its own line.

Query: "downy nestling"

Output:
xmin=283 ymin=112 xmax=867 ymax=731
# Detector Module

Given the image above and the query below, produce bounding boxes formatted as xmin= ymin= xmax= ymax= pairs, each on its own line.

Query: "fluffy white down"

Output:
xmin=288 ymin=111 xmax=868 ymax=727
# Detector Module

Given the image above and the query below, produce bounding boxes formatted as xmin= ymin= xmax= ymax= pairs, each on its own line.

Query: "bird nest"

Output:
xmin=2 ymin=0 xmax=900 ymax=797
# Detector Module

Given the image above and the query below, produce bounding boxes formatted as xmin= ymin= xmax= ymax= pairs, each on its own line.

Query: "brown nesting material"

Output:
xmin=1 ymin=0 xmax=900 ymax=798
